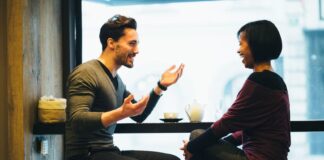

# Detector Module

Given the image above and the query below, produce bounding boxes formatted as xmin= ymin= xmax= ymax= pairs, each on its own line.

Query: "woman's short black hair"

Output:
xmin=237 ymin=20 xmax=282 ymax=62
xmin=99 ymin=14 xmax=137 ymax=51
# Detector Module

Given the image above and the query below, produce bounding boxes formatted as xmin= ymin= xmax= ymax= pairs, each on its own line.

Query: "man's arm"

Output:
xmin=101 ymin=94 xmax=149 ymax=128
xmin=67 ymin=70 xmax=149 ymax=132
xmin=130 ymin=88 xmax=162 ymax=123
xmin=129 ymin=64 xmax=185 ymax=122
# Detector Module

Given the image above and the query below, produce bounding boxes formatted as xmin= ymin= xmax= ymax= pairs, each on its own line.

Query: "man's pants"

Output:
xmin=189 ymin=129 xmax=248 ymax=160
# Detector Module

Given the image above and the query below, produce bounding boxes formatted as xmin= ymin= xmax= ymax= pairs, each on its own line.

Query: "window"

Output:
xmin=81 ymin=0 xmax=324 ymax=158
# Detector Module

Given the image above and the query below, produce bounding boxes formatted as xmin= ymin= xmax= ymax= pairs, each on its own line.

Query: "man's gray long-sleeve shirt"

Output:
xmin=65 ymin=60 xmax=161 ymax=158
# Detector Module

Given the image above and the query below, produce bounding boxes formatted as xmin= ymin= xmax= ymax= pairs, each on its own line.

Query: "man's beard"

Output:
xmin=117 ymin=53 xmax=134 ymax=68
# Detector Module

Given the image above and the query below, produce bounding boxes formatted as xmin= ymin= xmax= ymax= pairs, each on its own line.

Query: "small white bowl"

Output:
xmin=163 ymin=112 xmax=178 ymax=119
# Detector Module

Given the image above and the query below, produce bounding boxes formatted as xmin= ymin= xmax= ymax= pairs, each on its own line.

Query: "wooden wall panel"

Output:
xmin=38 ymin=1 xmax=64 ymax=159
xmin=39 ymin=0 xmax=63 ymax=96
xmin=23 ymin=0 xmax=64 ymax=159
xmin=0 ymin=0 xmax=9 ymax=159
xmin=23 ymin=0 xmax=41 ymax=159
xmin=2 ymin=0 xmax=64 ymax=159
xmin=7 ymin=0 xmax=25 ymax=159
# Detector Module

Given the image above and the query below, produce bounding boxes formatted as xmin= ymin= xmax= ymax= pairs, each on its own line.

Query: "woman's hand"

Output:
xmin=180 ymin=139 xmax=193 ymax=160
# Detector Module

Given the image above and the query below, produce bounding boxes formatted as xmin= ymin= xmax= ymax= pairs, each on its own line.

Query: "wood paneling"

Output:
xmin=23 ymin=0 xmax=41 ymax=159
xmin=23 ymin=0 xmax=64 ymax=159
xmin=0 ymin=0 xmax=9 ymax=159
xmin=7 ymin=0 xmax=25 ymax=159
xmin=2 ymin=0 xmax=64 ymax=159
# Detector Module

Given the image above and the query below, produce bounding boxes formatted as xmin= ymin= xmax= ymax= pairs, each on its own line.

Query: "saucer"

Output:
xmin=160 ymin=118 xmax=183 ymax=123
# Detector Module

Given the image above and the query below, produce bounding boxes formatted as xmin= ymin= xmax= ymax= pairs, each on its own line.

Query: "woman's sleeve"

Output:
xmin=223 ymin=131 xmax=243 ymax=146
xmin=211 ymin=80 xmax=280 ymax=134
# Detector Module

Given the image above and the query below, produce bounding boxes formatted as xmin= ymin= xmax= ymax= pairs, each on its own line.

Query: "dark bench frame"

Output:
xmin=33 ymin=120 xmax=324 ymax=135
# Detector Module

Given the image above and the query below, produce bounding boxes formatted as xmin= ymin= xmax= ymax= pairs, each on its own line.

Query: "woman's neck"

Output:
xmin=253 ymin=61 xmax=273 ymax=72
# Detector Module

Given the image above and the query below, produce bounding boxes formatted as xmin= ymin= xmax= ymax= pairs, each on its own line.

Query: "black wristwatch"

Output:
xmin=157 ymin=81 xmax=167 ymax=91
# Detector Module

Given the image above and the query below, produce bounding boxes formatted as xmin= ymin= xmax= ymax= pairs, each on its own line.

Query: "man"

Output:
xmin=65 ymin=14 xmax=184 ymax=160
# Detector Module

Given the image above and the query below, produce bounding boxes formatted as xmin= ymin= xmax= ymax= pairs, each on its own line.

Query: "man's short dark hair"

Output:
xmin=99 ymin=14 xmax=137 ymax=51
xmin=237 ymin=20 xmax=282 ymax=62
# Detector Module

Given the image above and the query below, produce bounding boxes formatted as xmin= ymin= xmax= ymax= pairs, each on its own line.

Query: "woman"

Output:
xmin=181 ymin=20 xmax=290 ymax=160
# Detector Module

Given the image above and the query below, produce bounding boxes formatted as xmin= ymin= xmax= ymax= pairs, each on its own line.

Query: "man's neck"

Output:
xmin=98 ymin=51 xmax=120 ymax=77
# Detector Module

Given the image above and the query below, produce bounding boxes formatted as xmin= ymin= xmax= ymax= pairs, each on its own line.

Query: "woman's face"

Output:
xmin=237 ymin=32 xmax=254 ymax=69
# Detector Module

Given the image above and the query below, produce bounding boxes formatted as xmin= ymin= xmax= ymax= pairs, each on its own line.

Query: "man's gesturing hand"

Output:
xmin=121 ymin=94 xmax=149 ymax=117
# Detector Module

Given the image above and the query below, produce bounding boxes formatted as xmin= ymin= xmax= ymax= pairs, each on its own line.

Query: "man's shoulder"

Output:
xmin=68 ymin=60 xmax=102 ymax=81
xmin=72 ymin=60 xmax=100 ymax=73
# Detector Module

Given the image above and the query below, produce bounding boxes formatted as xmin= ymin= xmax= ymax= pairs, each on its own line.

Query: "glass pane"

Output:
xmin=82 ymin=0 xmax=324 ymax=158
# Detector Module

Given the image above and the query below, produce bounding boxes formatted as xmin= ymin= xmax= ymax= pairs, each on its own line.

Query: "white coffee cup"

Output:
xmin=163 ymin=112 xmax=178 ymax=119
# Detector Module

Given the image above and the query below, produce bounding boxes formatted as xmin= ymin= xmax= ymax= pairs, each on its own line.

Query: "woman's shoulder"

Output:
xmin=248 ymin=70 xmax=287 ymax=91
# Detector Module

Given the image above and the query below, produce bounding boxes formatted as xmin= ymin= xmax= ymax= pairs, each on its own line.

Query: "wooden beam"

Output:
xmin=7 ymin=0 xmax=24 ymax=159
xmin=0 ymin=0 xmax=8 ymax=159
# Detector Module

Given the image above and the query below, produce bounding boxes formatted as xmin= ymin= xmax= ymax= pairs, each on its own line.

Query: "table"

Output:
xmin=33 ymin=121 xmax=324 ymax=135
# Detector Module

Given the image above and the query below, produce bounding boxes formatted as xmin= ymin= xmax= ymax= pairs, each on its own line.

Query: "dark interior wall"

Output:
xmin=0 ymin=0 xmax=8 ymax=159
